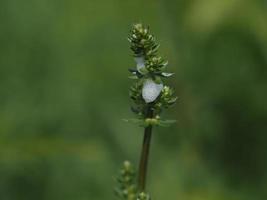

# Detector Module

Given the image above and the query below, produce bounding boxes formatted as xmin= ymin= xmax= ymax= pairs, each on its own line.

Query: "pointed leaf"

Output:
xmin=158 ymin=119 xmax=176 ymax=127
xmin=161 ymin=72 xmax=174 ymax=77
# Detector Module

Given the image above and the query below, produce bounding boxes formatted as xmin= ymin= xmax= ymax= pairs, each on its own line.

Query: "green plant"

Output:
xmin=115 ymin=23 xmax=177 ymax=199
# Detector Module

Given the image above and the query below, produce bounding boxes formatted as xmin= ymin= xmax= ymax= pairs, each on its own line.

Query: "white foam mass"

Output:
xmin=142 ymin=79 xmax=163 ymax=103
xmin=134 ymin=56 xmax=145 ymax=72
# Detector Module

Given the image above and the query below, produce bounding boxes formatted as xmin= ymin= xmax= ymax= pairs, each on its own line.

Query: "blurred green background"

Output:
xmin=1 ymin=0 xmax=267 ymax=199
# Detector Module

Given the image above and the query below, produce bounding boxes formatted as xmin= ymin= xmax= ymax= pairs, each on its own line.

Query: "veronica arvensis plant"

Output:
xmin=115 ymin=23 xmax=177 ymax=200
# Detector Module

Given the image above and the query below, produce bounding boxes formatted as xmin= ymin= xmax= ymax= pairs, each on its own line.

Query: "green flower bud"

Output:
xmin=137 ymin=192 xmax=151 ymax=200
xmin=115 ymin=161 xmax=137 ymax=200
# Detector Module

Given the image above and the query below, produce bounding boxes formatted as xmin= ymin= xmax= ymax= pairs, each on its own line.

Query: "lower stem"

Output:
xmin=138 ymin=106 xmax=153 ymax=192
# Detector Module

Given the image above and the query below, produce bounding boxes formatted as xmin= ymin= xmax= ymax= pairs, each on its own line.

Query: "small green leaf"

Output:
xmin=167 ymin=97 xmax=177 ymax=104
xmin=138 ymin=67 xmax=149 ymax=75
xmin=129 ymin=75 xmax=138 ymax=79
xmin=158 ymin=119 xmax=176 ymax=127
xmin=161 ymin=72 xmax=174 ymax=77
xmin=128 ymin=68 xmax=137 ymax=73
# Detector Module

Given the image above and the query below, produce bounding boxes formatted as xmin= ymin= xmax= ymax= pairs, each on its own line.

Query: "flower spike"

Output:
xmin=128 ymin=23 xmax=177 ymax=125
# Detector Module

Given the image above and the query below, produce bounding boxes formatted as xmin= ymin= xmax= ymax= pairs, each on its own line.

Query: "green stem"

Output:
xmin=138 ymin=106 xmax=154 ymax=191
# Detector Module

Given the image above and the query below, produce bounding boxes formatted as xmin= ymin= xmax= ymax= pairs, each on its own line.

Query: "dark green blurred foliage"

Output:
xmin=0 ymin=0 xmax=267 ymax=199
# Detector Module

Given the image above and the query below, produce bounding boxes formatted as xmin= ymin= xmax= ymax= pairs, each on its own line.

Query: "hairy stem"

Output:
xmin=138 ymin=106 xmax=153 ymax=191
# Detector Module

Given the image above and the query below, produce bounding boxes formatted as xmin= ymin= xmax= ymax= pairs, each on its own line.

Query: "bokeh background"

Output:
xmin=1 ymin=0 xmax=267 ymax=199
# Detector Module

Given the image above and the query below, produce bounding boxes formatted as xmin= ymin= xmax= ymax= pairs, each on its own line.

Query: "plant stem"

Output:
xmin=138 ymin=106 xmax=153 ymax=191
